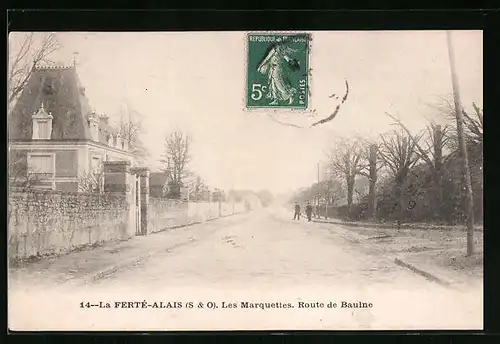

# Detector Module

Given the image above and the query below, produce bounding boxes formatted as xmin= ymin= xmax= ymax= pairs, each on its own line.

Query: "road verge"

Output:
xmin=84 ymin=211 xmax=248 ymax=283
xmin=394 ymin=258 xmax=452 ymax=288
xmin=313 ymin=218 xmax=481 ymax=290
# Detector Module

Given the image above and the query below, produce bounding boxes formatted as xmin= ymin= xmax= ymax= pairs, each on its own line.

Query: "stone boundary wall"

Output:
xmin=8 ymin=190 xmax=129 ymax=260
xmin=147 ymin=198 xmax=247 ymax=234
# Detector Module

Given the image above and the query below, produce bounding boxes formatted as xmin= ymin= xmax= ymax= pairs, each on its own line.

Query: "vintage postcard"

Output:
xmin=8 ymin=30 xmax=483 ymax=331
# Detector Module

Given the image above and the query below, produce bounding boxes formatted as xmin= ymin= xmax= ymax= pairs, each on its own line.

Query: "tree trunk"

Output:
xmin=367 ymin=144 xmax=378 ymax=220
xmin=433 ymin=125 xmax=444 ymax=221
xmin=347 ymin=177 xmax=355 ymax=217
xmin=368 ymin=181 xmax=376 ymax=220
xmin=394 ymin=173 xmax=405 ymax=222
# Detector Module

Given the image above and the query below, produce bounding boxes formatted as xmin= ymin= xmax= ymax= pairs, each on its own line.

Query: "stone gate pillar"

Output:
xmin=131 ymin=167 xmax=150 ymax=235
xmin=103 ymin=161 xmax=135 ymax=239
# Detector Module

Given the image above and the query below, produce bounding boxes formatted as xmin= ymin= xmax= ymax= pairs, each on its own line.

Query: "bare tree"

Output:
xmin=378 ymin=127 xmax=422 ymax=221
xmin=429 ymin=96 xmax=483 ymax=196
xmin=357 ymin=141 xmax=384 ymax=220
xmin=8 ymin=33 xmax=61 ymax=113
xmin=188 ymin=175 xmax=207 ymax=201
xmin=430 ymin=96 xmax=483 ymax=150
xmin=326 ymin=138 xmax=365 ymax=214
xmin=78 ymin=170 xmax=105 ymax=193
xmin=8 ymin=154 xmax=44 ymax=228
xmin=320 ymin=179 xmax=345 ymax=206
xmin=386 ymin=113 xmax=452 ymax=220
xmin=292 ymin=180 xmax=343 ymax=219
xmin=462 ymin=103 xmax=483 ymax=147
xmin=160 ymin=131 xmax=192 ymax=197
xmin=433 ymin=97 xmax=483 ymax=182
xmin=118 ymin=104 xmax=149 ymax=164
xmin=8 ymin=154 xmax=41 ymax=193
xmin=354 ymin=188 xmax=368 ymax=204
xmin=119 ymin=120 xmax=148 ymax=162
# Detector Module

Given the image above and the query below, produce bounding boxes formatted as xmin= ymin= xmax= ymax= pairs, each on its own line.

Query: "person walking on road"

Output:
xmin=293 ymin=202 xmax=301 ymax=220
xmin=305 ymin=202 xmax=313 ymax=222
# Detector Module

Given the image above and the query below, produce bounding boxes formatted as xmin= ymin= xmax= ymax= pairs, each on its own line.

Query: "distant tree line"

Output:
xmin=226 ymin=189 xmax=274 ymax=208
xmin=292 ymin=99 xmax=483 ymax=225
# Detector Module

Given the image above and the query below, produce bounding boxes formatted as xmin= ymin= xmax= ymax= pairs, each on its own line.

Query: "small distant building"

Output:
xmin=243 ymin=193 xmax=262 ymax=210
xmin=227 ymin=189 xmax=262 ymax=210
xmin=8 ymin=65 xmax=137 ymax=192
xmin=149 ymin=172 xmax=170 ymax=198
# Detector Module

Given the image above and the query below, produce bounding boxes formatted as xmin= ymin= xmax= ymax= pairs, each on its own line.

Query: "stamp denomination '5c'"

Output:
xmin=246 ymin=33 xmax=310 ymax=109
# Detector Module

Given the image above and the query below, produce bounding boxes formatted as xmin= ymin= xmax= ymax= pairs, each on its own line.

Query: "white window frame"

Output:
xmin=26 ymin=152 xmax=56 ymax=190
xmin=27 ymin=152 xmax=55 ymax=176
xmin=32 ymin=118 xmax=52 ymax=140
xmin=91 ymin=155 xmax=102 ymax=173
xmin=89 ymin=153 xmax=104 ymax=193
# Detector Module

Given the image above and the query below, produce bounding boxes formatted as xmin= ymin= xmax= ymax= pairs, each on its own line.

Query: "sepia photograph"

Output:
xmin=7 ymin=30 xmax=483 ymax=331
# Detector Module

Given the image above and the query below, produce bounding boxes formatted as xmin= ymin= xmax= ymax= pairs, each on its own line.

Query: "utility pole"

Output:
xmin=317 ymin=162 xmax=320 ymax=218
xmin=126 ymin=100 xmax=130 ymax=125
xmin=230 ymin=183 xmax=235 ymax=215
xmin=446 ymin=31 xmax=475 ymax=256
xmin=325 ymin=199 xmax=328 ymax=220
xmin=72 ymin=52 xmax=79 ymax=67
xmin=217 ymin=189 xmax=222 ymax=217
xmin=185 ymin=185 xmax=189 ymax=224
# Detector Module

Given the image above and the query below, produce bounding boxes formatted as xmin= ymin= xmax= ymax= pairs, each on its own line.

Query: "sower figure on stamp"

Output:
xmin=293 ymin=202 xmax=301 ymax=220
xmin=257 ymin=40 xmax=300 ymax=105
xmin=305 ymin=202 xmax=313 ymax=222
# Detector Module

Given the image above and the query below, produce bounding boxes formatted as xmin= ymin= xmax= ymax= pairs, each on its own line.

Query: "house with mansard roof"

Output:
xmin=8 ymin=65 xmax=138 ymax=192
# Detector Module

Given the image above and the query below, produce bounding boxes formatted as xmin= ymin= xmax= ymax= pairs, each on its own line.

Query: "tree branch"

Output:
xmin=385 ymin=112 xmax=433 ymax=168
xmin=8 ymin=33 xmax=61 ymax=112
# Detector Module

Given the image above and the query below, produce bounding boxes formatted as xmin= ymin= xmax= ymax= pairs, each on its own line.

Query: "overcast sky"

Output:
xmin=10 ymin=31 xmax=483 ymax=194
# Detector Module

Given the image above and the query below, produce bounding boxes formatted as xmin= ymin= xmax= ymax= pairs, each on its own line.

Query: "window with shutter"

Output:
xmin=39 ymin=120 xmax=48 ymax=139
xmin=27 ymin=154 xmax=54 ymax=176
xmin=90 ymin=156 xmax=103 ymax=192
xmin=91 ymin=156 xmax=101 ymax=173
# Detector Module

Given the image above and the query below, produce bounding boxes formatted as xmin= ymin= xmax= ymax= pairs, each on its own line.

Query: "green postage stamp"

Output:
xmin=246 ymin=33 xmax=310 ymax=109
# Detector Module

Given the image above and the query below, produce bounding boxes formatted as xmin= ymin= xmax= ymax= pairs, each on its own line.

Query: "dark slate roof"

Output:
xmin=149 ymin=172 xmax=169 ymax=187
xmin=8 ymin=66 xmax=119 ymax=144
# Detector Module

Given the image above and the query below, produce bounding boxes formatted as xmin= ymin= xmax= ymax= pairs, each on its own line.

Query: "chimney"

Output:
xmin=115 ymin=133 xmax=122 ymax=149
xmin=99 ymin=114 xmax=109 ymax=125
xmin=88 ymin=111 xmax=100 ymax=142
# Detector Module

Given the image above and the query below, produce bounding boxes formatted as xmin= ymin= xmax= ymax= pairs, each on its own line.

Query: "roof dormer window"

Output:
xmin=42 ymin=76 xmax=55 ymax=95
xmin=32 ymin=103 xmax=53 ymax=140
